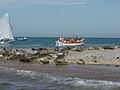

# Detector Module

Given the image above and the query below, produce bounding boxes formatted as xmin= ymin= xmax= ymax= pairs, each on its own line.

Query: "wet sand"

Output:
xmin=0 ymin=60 xmax=120 ymax=82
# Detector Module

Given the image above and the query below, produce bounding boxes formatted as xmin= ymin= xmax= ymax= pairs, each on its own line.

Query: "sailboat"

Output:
xmin=0 ymin=13 xmax=15 ymax=44
xmin=17 ymin=37 xmax=27 ymax=41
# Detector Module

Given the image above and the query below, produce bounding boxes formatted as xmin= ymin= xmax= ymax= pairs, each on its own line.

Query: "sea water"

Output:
xmin=0 ymin=37 xmax=120 ymax=90
xmin=0 ymin=37 xmax=120 ymax=48
xmin=0 ymin=66 xmax=120 ymax=90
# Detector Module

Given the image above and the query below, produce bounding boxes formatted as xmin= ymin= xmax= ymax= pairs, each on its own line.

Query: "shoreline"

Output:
xmin=0 ymin=46 xmax=120 ymax=81
xmin=0 ymin=60 xmax=120 ymax=82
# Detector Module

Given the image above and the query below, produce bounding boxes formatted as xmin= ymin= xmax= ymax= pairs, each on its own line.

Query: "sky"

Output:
xmin=0 ymin=0 xmax=120 ymax=37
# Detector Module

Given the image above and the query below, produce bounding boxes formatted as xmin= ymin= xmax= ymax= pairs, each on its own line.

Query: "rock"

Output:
xmin=93 ymin=46 xmax=100 ymax=50
xmin=93 ymin=60 xmax=97 ymax=63
xmin=0 ymin=54 xmax=3 ymax=57
xmin=26 ymin=49 xmax=36 ymax=55
xmin=99 ymin=55 xmax=102 ymax=58
xmin=20 ymin=57 xmax=31 ymax=62
xmin=36 ymin=55 xmax=52 ymax=63
xmin=73 ymin=48 xmax=83 ymax=52
xmin=99 ymin=47 xmax=103 ymax=50
xmin=54 ymin=52 xmax=69 ymax=65
xmin=54 ymin=59 xmax=69 ymax=65
xmin=56 ymin=52 xmax=64 ymax=56
xmin=49 ymin=54 xmax=57 ymax=58
xmin=0 ymin=54 xmax=3 ymax=59
xmin=31 ymin=48 xmax=46 ymax=51
xmin=102 ymin=46 xmax=114 ymax=50
xmin=70 ymin=47 xmax=78 ymax=51
xmin=115 ymin=65 xmax=119 ymax=67
xmin=39 ymin=49 xmax=55 ymax=56
xmin=7 ymin=54 xmax=23 ymax=60
xmin=106 ymin=64 xmax=110 ymax=66
xmin=19 ymin=56 xmax=37 ymax=62
xmin=40 ymin=60 xmax=49 ymax=64
xmin=56 ymin=53 xmax=65 ymax=59
xmin=2 ymin=50 xmax=10 ymax=56
xmin=55 ymin=47 xmax=69 ymax=54
xmin=88 ymin=47 xmax=95 ymax=50
xmin=39 ymin=48 xmax=47 ymax=50
xmin=93 ymin=56 xmax=97 ymax=59
xmin=114 ymin=46 xmax=120 ymax=49
xmin=92 ymin=56 xmax=97 ymax=62
xmin=116 ymin=57 xmax=119 ymax=59
xmin=82 ymin=47 xmax=89 ymax=51
xmin=76 ymin=59 xmax=85 ymax=65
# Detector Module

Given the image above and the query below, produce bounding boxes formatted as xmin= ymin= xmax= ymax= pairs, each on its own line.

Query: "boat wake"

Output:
xmin=0 ymin=66 xmax=120 ymax=90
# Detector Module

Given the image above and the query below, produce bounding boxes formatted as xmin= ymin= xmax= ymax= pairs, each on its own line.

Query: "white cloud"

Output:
xmin=0 ymin=0 xmax=95 ymax=8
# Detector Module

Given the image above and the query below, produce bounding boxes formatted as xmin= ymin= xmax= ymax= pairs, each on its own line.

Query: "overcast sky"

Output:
xmin=0 ymin=0 xmax=120 ymax=37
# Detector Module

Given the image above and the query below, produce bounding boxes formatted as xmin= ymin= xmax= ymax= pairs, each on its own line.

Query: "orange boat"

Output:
xmin=55 ymin=37 xmax=86 ymax=47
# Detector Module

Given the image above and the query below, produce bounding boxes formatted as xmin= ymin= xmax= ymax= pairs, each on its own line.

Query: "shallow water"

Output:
xmin=0 ymin=66 xmax=120 ymax=90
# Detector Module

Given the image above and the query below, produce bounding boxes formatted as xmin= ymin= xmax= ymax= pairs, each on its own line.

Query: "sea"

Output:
xmin=0 ymin=37 xmax=120 ymax=48
xmin=0 ymin=37 xmax=120 ymax=90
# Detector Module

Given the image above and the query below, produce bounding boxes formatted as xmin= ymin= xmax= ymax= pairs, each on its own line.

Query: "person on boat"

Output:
xmin=70 ymin=37 xmax=75 ymax=43
xmin=75 ymin=36 xmax=82 ymax=42
xmin=59 ymin=37 xmax=62 ymax=41
xmin=59 ymin=37 xmax=65 ymax=42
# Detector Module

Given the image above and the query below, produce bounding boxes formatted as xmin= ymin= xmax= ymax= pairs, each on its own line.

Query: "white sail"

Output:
xmin=0 ymin=13 xmax=14 ymax=42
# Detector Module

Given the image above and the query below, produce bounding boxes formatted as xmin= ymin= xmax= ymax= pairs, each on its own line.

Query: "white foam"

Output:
xmin=1 ymin=66 xmax=120 ymax=89
xmin=63 ymin=78 xmax=120 ymax=89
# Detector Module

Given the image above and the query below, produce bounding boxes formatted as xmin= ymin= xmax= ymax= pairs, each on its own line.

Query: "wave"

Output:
xmin=0 ymin=66 xmax=120 ymax=90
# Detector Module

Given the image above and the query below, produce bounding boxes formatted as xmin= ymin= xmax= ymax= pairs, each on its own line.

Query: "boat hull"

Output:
xmin=55 ymin=41 xmax=85 ymax=47
xmin=0 ymin=39 xmax=15 ymax=44
xmin=18 ymin=37 xmax=27 ymax=41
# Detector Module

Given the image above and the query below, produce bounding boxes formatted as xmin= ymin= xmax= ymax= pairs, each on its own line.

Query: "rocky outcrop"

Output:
xmin=0 ymin=46 xmax=120 ymax=66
